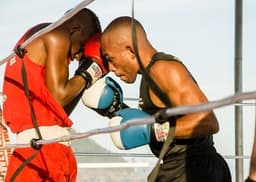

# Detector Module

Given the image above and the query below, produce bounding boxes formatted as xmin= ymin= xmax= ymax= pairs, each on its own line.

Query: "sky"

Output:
xmin=0 ymin=0 xmax=256 ymax=181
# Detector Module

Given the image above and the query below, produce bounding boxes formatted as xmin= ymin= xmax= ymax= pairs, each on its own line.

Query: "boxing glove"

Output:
xmin=75 ymin=56 xmax=102 ymax=88
xmin=75 ymin=33 xmax=108 ymax=89
xmin=109 ymin=108 xmax=151 ymax=150
xmin=81 ymin=76 xmax=128 ymax=118
xmin=109 ymin=108 xmax=170 ymax=150
xmin=84 ymin=33 xmax=108 ymax=76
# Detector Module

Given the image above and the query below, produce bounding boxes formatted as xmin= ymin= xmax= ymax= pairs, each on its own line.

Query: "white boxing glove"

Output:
xmin=82 ymin=76 xmax=128 ymax=118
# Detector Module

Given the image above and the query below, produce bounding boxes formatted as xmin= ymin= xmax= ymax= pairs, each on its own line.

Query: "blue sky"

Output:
xmin=0 ymin=0 xmax=256 ymax=180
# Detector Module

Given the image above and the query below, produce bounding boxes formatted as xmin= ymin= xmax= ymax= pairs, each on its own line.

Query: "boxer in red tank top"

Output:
xmin=3 ymin=8 xmax=107 ymax=182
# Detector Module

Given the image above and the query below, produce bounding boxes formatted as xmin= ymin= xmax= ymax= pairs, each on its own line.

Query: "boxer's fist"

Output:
xmin=109 ymin=108 xmax=151 ymax=150
xmin=75 ymin=56 xmax=103 ymax=88
xmin=82 ymin=76 xmax=128 ymax=118
xmin=75 ymin=33 xmax=108 ymax=89
xmin=109 ymin=108 xmax=170 ymax=150
xmin=84 ymin=33 xmax=108 ymax=75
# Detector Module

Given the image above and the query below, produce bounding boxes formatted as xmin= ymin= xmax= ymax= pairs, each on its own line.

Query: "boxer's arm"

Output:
xmin=44 ymin=32 xmax=107 ymax=107
xmin=64 ymin=87 xmax=85 ymax=115
xmin=64 ymin=34 xmax=109 ymax=114
xmin=44 ymin=31 xmax=86 ymax=107
xmin=247 ymin=132 xmax=256 ymax=181
xmin=150 ymin=60 xmax=219 ymax=139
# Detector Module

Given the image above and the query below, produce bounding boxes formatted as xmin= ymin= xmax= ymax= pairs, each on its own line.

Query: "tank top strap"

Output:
xmin=14 ymin=23 xmax=51 ymax=49
xmin=146 ymin=52 xmax=197 ymax=84
xmin=145 ymin=52 xmax=179 ymax=73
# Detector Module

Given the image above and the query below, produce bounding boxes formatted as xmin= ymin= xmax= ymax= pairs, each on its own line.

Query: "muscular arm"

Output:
xmin=249 ymin=131 xmax=256 ymax=180
xmin=149 ymin=60 xmax=219 ymax=139
xmin=44 ymin=31 xmax=86 ymax=107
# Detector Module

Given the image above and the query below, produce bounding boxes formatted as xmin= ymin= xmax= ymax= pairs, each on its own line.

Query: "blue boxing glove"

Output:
xmin=109 ymin=108 xmax=171 ymax=150
xmin=109 ymin=108 xmax=151 ymax=150
xmin=81 ymin=76 xmax=128 ymax=118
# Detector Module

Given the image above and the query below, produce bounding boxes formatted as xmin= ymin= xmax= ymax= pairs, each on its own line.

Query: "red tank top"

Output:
xmin=2 ymin=26 xmax=73 ymax=133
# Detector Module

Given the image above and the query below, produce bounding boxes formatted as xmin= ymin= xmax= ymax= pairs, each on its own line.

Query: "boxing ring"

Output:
xmin=0 ymin=0 xmax=253 ymax=181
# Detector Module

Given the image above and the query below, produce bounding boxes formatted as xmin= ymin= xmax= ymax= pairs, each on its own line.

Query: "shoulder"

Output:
xmin=40 ymin=29 xmax=72 ymax=62
xmin=43 ymin=29 xmax=70 ymax=49
xmin=149 ymin=59 xmax=193 ymax=92
xmin=150 ymin=59 xmax=189 ymax=81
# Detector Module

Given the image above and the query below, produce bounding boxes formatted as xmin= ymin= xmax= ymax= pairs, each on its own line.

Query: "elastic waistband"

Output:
xmin=16 ymin=125 xmax=71 ymax=146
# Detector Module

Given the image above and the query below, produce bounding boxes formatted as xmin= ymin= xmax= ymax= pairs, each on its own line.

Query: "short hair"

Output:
xmin=70 ymin=8 xmax=102 ymax=33
xmin=81 ymin=8 xmax=101 ymax=33
xmin=104 ymin=16 xmax=144 ymax=35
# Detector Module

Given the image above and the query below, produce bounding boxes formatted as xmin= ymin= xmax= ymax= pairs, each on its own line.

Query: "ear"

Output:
xmin=70 ymin=24 xmax=81 ymax=34
xmin=125 ymin=45 xmax=136 ymax=59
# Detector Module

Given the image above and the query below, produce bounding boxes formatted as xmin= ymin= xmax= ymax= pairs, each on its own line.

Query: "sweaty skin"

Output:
xmin=101 ymin=17 xmax=219 ymax=139
xmin=25 ymin=10 xmax=99 ymax=110
xmin=248 ymin=131 xmax=256 ymax=180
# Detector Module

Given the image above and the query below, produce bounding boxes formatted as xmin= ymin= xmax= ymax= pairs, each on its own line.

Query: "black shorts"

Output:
xmin=152 ymin=152 xmax=231 ymax=182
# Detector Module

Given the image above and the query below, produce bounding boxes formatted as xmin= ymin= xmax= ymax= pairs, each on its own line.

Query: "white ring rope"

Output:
xmin=0 ymin=0 xmax=95 ymax=66
xmin=0 ymin=90 xmax=256 ymax=151
xmin=162 ymin=91 xmax=256 ymax=118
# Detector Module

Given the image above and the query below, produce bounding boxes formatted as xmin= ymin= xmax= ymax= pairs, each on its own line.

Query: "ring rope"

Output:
xmin=0 ymin=90 xmax=256 ymax=151
xmin=163 ymin=90 xmax=256 ymax=117
xmin=0 ymin=0 xmax=95 ymax=66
